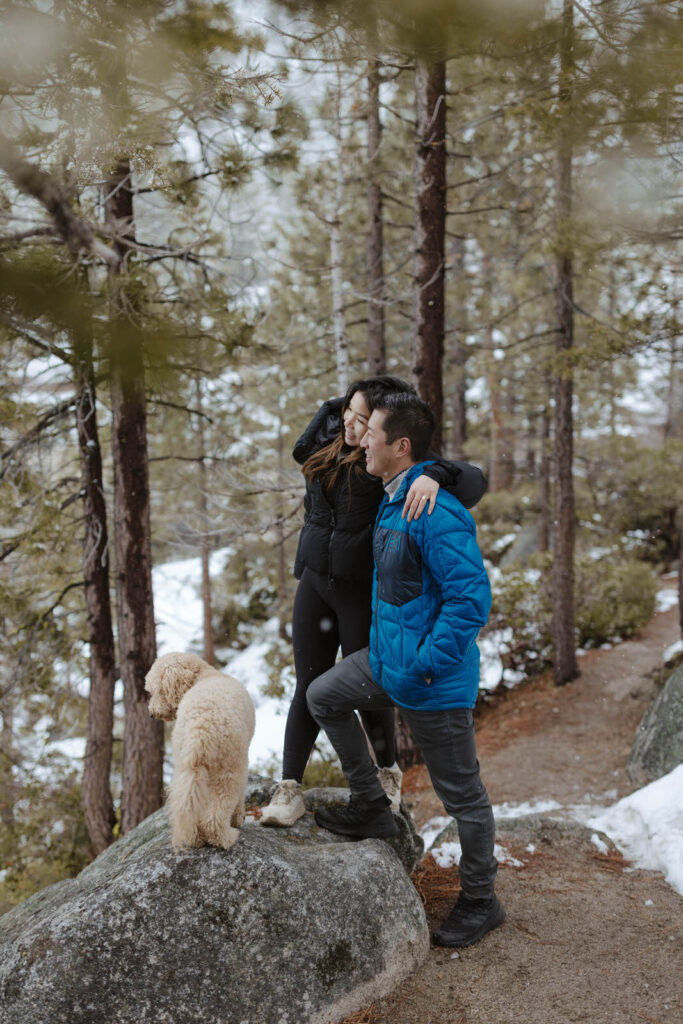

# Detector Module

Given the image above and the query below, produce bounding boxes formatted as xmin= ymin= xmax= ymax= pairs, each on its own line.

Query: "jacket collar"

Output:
xmin=383 ymin=460 xmax=435 ymax=504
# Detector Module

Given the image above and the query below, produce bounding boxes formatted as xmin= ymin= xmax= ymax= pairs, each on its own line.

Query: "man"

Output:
xmin=306 ymin=391 xmax=503 ymax=948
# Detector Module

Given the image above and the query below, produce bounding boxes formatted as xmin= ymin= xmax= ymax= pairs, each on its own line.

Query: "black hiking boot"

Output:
xmin=314 ymin=793 xmax=399 ymax=838
xmin=432 ymin=892 xmax=505 ymax=948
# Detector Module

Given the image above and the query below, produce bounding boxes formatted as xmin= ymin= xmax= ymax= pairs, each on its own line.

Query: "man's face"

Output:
xmin=361 ymin=409 xmax=400 ymax=479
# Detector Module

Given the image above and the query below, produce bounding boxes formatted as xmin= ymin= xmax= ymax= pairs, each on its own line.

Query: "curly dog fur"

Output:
xmin=145 ymin=652 xmax=255 ymax=852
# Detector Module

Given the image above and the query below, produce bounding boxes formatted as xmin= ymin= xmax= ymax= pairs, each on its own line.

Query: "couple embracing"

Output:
xmin=261 ymin=375 xmax=504 ymax=949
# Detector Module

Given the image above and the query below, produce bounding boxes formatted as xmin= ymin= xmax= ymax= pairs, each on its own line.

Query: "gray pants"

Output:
xmin=307 ymin=646 xmax=498 ymax=900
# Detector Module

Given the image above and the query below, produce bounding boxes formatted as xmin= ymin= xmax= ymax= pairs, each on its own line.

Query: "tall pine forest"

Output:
xmin=0 ymin=0 xmax=681 ymax=904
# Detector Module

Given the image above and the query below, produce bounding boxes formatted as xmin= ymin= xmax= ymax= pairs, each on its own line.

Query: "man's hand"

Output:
xmin=402 ymin=475 xmax=439 ymax=521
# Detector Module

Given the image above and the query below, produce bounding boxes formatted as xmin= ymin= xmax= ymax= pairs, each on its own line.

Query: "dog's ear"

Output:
xmin=144 ymin=661 xmax=161 ymax=697
xmin=155 ymin=653 xmax=203 ymax=707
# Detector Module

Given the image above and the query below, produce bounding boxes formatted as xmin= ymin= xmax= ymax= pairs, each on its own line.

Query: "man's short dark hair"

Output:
xmin=372 ymin=391 xmax=435 ymax=462
xmin=364 ymin=375 xmax=416 ymax=410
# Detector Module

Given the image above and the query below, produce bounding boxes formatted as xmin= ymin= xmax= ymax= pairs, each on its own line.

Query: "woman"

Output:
xmin=261 ymin=376 xmax=487 ymax=826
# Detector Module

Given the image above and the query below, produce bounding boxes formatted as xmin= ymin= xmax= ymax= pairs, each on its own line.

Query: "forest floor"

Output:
xmin=341 ymin=581 xmax=683 ymax=1024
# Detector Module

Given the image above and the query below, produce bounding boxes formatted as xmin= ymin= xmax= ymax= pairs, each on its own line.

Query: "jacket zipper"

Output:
xmin=372 ymin=499 xmax=385 ymax=679
xmin=327 ymin=510 xmax=336 ymax=589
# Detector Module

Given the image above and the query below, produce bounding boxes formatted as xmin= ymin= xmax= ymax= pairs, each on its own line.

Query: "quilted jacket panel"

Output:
xmin=369 ymin=462 xmax=492 ymax=710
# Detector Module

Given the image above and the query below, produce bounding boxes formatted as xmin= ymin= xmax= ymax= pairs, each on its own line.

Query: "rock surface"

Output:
xmin=429 ymin=812 xmax=618 ymax=860
xmin=0 ymin=786 xmax=428 ymax=1024
xmin=499 ymin=524 xmax=548 ymax=567
xmin=246 ymin=779 xmax=424 ymax=875
xmin=627 ymin=661 xmax=683 ymax=787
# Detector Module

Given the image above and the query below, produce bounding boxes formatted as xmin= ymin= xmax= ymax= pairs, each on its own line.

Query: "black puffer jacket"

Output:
xmin=293 ymin=398 xmax=488 ymax=585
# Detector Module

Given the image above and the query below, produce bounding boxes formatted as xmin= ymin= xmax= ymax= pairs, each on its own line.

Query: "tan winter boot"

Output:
xmin=378 ymin=765 xmax=403 ymax=813
xmin=260 ymin=779 xmax=306 ymax=827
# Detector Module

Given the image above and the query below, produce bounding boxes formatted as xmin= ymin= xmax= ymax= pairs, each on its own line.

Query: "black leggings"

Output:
xmin=283 ymin=567 xmax=395 ymax=783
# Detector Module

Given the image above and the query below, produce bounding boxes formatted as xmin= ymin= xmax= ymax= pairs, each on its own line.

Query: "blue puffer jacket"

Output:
xmin=369 ymin=462 xmax=492 ymax=711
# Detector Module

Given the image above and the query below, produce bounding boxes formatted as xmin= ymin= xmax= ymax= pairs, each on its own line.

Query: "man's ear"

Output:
xmin=395 ymin=436 xmax=411 ymax=457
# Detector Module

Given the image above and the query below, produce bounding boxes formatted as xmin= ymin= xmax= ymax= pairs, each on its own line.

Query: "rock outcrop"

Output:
xmin=0 ymin=784 xmax=428 ymax=1024
xmin=627 ymin=661 xmax=683 ymax=787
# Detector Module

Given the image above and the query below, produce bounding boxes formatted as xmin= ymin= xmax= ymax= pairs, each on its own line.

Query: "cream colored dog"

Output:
xmin=144 ymin=652 xmax=255 ymax=852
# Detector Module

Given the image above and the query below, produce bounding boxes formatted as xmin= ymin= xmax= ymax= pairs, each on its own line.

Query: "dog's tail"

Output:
xmin=167 ymin=762 xmax=211 ymax=843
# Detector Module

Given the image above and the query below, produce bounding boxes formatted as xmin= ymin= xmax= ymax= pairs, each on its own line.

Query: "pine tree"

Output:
xmin=412 ymin=54 xmax=446 ymax=451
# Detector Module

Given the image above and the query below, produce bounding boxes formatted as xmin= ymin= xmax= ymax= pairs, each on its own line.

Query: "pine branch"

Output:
xmin=0 ymin=397 xmax=75 ymax=479
xmin=36 ymin=581 xmax=85 ymax=624
xmin=149 ymin=398 xmax=215 ymax=423
xmin=0 ymin=311 xmax=73 ymax=365
xmin=0 ymin=227 xmax=55 ymax=249
xmin=0 ymin=136 xmax=117 ymax=265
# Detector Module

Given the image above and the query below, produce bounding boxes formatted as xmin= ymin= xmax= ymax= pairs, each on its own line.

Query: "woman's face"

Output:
xmin=342 ymin=390 xmax=371 ymax=447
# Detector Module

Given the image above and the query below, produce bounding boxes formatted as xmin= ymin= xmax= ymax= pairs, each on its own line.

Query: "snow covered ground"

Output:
xmin=420 ymin=769 xmax=683 ymax=897
xmin=586 ymin=766 xmax=683 ymax=896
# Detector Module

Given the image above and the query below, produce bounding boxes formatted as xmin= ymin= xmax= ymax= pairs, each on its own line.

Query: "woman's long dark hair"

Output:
xmin=302 ymin=375 xmax=416 ymax=496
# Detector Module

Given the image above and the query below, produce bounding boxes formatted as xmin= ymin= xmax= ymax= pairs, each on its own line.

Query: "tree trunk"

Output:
xmin=678 ymin=506 xmax=683 ymax=642
xmin=538 ymin=401 xmax=551 ymax=553
xmin=366 ymin=57 xmax=386 ymax=376
xmin=413 ymin=56 xmax=446 ymax=453
xmin=482 ymin=254 xmax=514 ymax=491
xmin=449 ymin=235 xmax=468 ymax=459
xmin=482 ymin=253 xmax=504 ymax=491
xmin=552 ymin=0 xmax=578 ymax=686
xmin=105 ymin=158 xmax=163 ymax=832
xmin=501 ymin=389 xmax=516 ymax=490
xmin=394 ymin=709 xmax=423 ymax=770
xmin=195 ymin=374 xmax=215 ymax=667
xmin=526 ymin=412 xmax=537 ymax=479
xmin=0 ymin=691 xmax=15 ymax=839
xmin=73 ymin=309 xmax=117 ymax=854
xmin=276 ymin=402 xmax=288 ymax=642
xmin=664 ymin=337 xmax=682 ymax=441
xmin=331 ymin=66 xmax=349 ymax=393
xmin=663 ymin=335 xmax=682 ymax=640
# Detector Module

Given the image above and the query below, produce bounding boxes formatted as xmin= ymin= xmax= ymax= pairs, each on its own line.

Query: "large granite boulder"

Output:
xmin=0 ymin=785 xmax=428 ymax=1024
xmin=628 ymin=661 xmax=683 ymax=787
xmin=246 ymin=777 xmax=424 ymax=875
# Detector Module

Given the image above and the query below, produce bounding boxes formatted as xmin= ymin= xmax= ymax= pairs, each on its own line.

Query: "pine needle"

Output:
xmin=592 ymin=849 xmax=627 ymax=872
xmin=411 ymin=853 xmax=460 ymax=904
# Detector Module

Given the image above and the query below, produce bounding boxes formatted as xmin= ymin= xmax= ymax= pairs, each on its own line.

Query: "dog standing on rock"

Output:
xmin=145 ymin=652 xmax=255 ymax=851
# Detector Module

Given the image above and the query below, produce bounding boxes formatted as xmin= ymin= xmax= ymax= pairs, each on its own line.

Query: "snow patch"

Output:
xmin=493 ymin=798 xmax=562 ymax=819
xmin=590 ymin=833 xmax=610 ymax=854
xmin=656 ymin=590 xmax=679 ymax=614
xmin=495 ymin=843 xmax=524 ymax=867
xmin=419 ymin=816 xmax=451 ymax=851
xmin=663 ymin=639 xmax=682 ymax=663
xmin=583 ymin=766 xmax=683 ymax=896
xmin=432 ymin=841 xmax=461 ymax=868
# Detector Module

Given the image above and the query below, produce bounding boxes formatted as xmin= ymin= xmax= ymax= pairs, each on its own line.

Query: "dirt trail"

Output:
xmin=344 ymin=587 xmax=683 ymax=1024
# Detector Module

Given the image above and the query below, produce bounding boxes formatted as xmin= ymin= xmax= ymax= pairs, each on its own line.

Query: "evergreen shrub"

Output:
xmin=574 ymin=556 xmax=657 ymax=648
xmin=486 ymin=555 xmax=554 ymax=677
xmin=302 ymin=758 xmax=347 ymax=790
xmin=486 ymin=552 xmax=658 ymax=679
xmin=213 ymin=586 xmax=274 ymax=647
xmin=476 ymin=488 xmax=537 ymax=563
xmin=0 ymin=770 xmax=91 ymax=913
xmin=577 ymin=437 xmax=683 ymax=564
